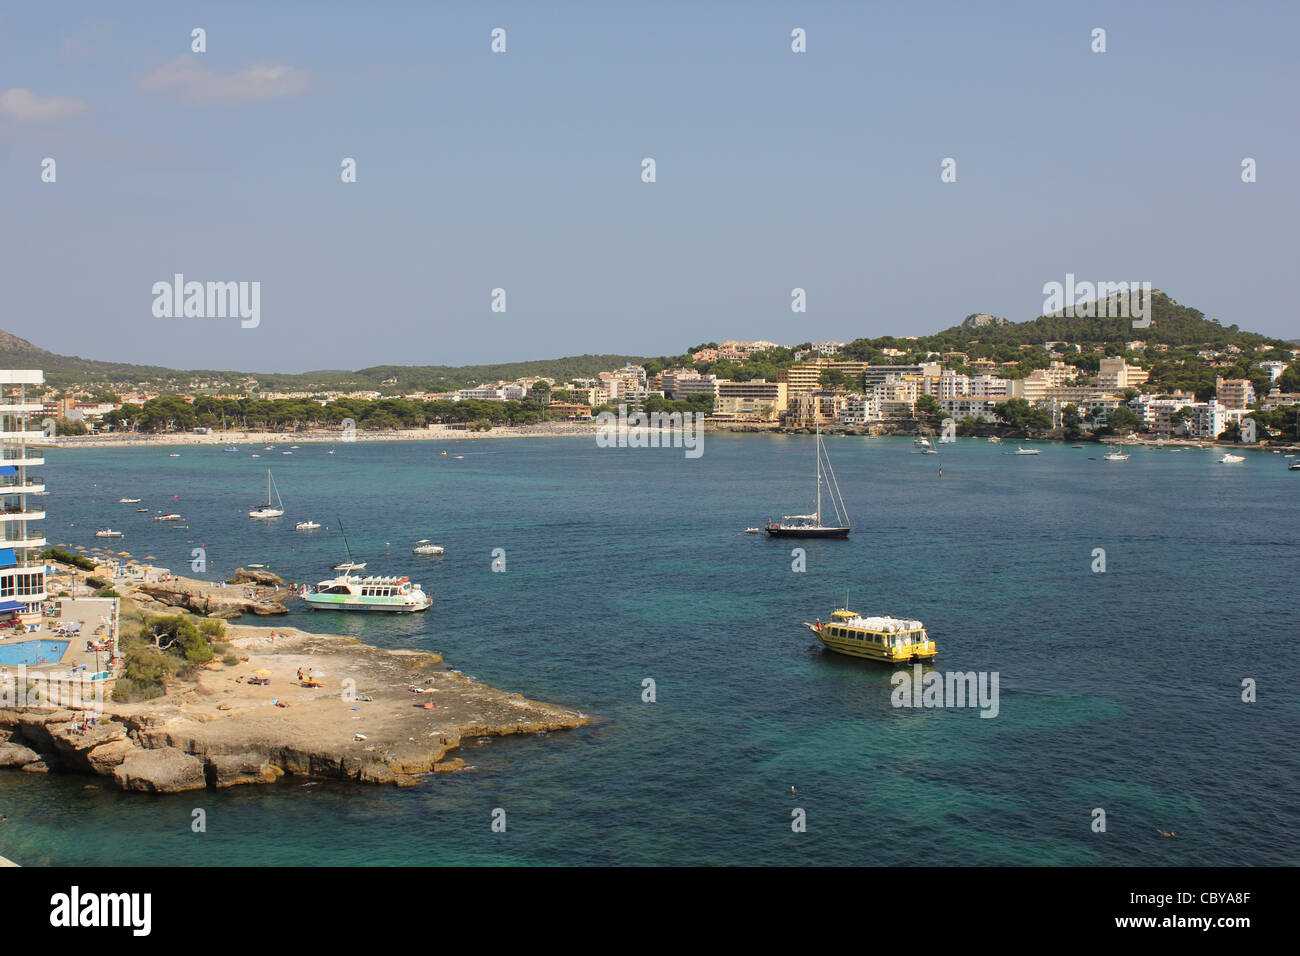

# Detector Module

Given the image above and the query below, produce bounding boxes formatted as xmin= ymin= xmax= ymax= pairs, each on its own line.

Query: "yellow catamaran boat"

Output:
xmin=804 ymin=608 xmax=939 ymax=663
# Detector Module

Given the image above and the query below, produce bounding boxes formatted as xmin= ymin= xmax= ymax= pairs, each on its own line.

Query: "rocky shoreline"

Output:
xmin=2 ymin=583 xmax=589 ymax=792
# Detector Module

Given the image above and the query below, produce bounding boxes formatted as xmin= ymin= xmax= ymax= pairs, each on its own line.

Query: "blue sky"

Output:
xmin=2 ymin=1 xmax=1297 ymax=372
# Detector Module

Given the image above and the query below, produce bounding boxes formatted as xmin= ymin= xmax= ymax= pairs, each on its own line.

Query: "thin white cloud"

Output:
xmin=139 ymin=55 xmax=311 ymax=105
xmin=0 ymin=88 xmax=89 ymax=120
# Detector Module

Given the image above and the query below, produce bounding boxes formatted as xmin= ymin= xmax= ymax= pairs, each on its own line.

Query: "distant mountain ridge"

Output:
xmin=1 ymin=291 xmax=1292 ymax=391
xmin=0 ymin=330 xmax=645 ymax=392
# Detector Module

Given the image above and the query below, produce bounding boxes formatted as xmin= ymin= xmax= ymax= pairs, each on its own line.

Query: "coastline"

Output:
xmin=44 ymin=420 xmax=1299 ymax=453
xmin=0 ymin=569 xmax=591 ymax=793
xmin=47 ymin=422 xmax=602 ymax=449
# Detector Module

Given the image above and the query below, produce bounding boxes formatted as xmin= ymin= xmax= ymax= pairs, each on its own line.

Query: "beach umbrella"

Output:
xmin=117 ymin=551 xmax=130 ymax=557
xmin=254 ymin=669 xmax=272 ymax=676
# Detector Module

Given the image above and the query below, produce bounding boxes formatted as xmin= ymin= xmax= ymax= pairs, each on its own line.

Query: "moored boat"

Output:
xmin=154 ymin=512 xmax=183 ymax=521
xmin=249 ymin=469 xmax=285 ymax=519
xmin=1013 ymin=447 xmax=1040 ymax=456
xmin=765 ymin=422 xmax=851 ymax=538
xmin=295 ymin=520 xmax=321 ymax=530
xmin=299 ymin=574 xmax=432 ymax=613
xmin=94 ymin=529 xmax=123 ymax=538
xmin=412 ymin=540 xmax=444 ymax=555
xmin=804 ymin=607 xmax=938 ymax=663
xmin=1219 ymin=453 xmax=1245 ymax=464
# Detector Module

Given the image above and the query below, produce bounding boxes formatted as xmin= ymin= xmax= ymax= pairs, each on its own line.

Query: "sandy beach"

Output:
xmin=47 ymin=421 xmax=604 ymax=449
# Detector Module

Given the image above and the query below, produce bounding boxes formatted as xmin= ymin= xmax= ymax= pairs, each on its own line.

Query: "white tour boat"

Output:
xmin=412 ymin=540 xmax=444 ymax=555
xmin=299 ymin=573 xmax=432 ymax=613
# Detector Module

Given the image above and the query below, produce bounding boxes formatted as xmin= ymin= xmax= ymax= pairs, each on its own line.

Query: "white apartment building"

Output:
xmin=969 ymin=374 xmax=1012 ymax=398
xmin=0 ymin=370 xmax=47 ymax=625
xmin=1259 ymin=360 xmax=1289 ymax=384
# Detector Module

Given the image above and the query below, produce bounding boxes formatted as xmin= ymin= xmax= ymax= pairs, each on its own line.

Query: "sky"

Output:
xmin=2 ymin=0 xmax=1297 ymax=373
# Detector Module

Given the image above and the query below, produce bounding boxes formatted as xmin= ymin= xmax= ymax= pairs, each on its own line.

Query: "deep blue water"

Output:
xmin=1 ymin=435 xmax=1296 ymax=866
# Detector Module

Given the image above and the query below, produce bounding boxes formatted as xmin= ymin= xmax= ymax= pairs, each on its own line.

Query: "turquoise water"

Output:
xmin=0 ymin=640 xmax=69 ymax=667
xmin=1 ymin=435 xmax=1296 ymax=866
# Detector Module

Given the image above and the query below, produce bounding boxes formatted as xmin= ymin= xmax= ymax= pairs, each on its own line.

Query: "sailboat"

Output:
xmin=249 ymin=469 xmax=285 ymax=519
xmin=332 ymin=519 xmax=366 ymax=572
xmin=765 ymin=422 xmax=852 ymax=538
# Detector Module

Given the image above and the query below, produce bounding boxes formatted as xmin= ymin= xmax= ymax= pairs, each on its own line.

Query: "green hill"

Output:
xmin=0 ymin=329 xmax=644 ymax=392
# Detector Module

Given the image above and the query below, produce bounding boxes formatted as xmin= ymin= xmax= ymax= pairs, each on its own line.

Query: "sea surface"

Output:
xmin=1 ymin=435 xmax=1296 ymax=866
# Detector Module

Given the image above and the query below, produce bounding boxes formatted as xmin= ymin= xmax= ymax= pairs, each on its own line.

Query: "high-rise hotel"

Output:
xmin=0 ymin=370 xmax=46 ymax=624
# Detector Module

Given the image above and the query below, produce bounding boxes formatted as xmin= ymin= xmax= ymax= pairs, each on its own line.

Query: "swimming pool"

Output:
xmin=0 ymin=640 xmax=70 ymax=667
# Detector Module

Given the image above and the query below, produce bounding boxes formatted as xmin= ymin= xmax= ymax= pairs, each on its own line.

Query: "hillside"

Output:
xmin=0 ymin=330 xmax=644 ymax=392
xmin=936 ymin=292 xmax=1285 ymax=350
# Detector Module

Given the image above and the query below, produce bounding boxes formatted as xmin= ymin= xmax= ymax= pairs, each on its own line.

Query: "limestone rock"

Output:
xmin=227 ymin=568 xmax=285 ymax=587
xmin=86 ymin=739 xmax=136 ymax=774
xmin=206 ymin=752 xmax=282 ymax=788
xmin=113 ymin=747 xmax=206 ymax=793
xmin=0 ymin=742 xmax=40 ymax=768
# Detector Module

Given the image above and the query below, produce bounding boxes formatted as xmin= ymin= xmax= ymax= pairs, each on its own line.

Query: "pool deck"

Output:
xmin=0 ymin=598 xmax=116 ymax=675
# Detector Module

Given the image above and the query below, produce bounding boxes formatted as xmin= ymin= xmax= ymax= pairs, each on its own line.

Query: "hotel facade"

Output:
xmin=0 ymin=371 xmax=46 ymax=625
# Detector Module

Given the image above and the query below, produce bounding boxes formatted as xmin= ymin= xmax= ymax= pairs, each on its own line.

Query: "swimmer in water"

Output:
xmin=1157 ymin=828 xmax=1176 ymax=838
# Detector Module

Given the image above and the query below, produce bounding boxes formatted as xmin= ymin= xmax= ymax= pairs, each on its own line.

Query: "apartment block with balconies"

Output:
xmin=0 ymin=370 xmax=47 ymax=624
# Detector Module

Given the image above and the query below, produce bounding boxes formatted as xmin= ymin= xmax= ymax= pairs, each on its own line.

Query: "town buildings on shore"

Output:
xmin=32 ymin=334 xmax=1300 ymax=442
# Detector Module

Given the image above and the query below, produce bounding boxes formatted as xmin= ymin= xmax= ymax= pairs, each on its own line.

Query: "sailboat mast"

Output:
xmin=815 ymin=422 xmax=822 ymax=525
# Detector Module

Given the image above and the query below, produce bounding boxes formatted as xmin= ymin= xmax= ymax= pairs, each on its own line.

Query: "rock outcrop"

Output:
xmin=227 ymin=568 xmax=286 ymax=587
xmin=113 ymin=747 xmax=207 ymax=793
xmin=136 ymin=582 xmax=289 ymax=618
xmin=962 ymin=312 xmax=1009 ymax=329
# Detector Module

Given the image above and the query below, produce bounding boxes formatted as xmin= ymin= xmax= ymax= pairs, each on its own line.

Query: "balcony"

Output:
xmin=0 ymin=534 xmax=46 ymax=550
xmin=0 ymin=506 xmax=45 ymax=521
xmin=0 ymin=404 xmax=44 ymax=415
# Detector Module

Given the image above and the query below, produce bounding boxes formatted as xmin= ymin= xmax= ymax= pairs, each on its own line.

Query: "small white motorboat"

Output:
xmin=412 ymin=540 xmax=444 ymax=555
xmin=1219 ymin=453 xmax=1245 ymax=464
xmin=155 ymin=513 xmax=183 ymax=521
xmin=169 ymin=453 xmax=180 ymax=457
xmin=94 ymin=529 xmax=123 ymax=538
xmin=296 ymin=520 xmax=321 ymax=531
xmin=1014 ymin=447 xmax=1040 ymax=456
xmin=118 ymin=497 xmax=141 ymax=503
xmin=1104 ymin=451 xmax=1130 ymax=461
xmin=333 ymin=561 xmax=366 ymax=572
xmin=743 ymin=527 xmax=761 ymax=534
